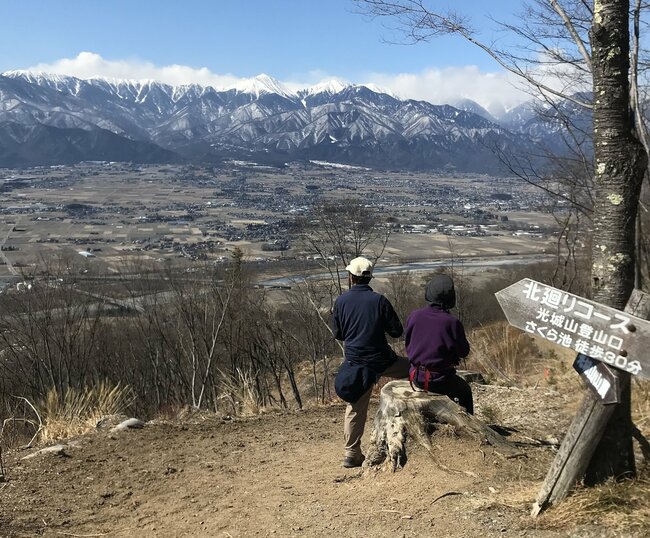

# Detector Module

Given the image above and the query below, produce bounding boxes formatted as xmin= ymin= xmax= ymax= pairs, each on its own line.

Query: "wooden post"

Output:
xmin=532 ymin=289 xmax=650 ymax=516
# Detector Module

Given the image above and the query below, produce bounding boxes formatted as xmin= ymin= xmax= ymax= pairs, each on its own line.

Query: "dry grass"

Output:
xmin=489 ymin=477 xmax=650 ymax=536
xmin=480 ymin=482 xmax=540 ymax=511
xmin=39 ymin=382 xmax=134 ymax=443
xmin=468 ymin=321 xmax=539 ymax=383
xmin=633 ymin=379 xmax=650 ymax=431
xmin=539 ymin=475 xmax=650 ymax=535
xmin=480 ymin=404 xmax=501 ymax=424
xmin=218 ymin=368 xmax=263 ymax=416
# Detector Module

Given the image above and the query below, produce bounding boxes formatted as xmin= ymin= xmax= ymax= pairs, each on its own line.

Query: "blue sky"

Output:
xmin=0 ymin=0 xmax=528 ymax=110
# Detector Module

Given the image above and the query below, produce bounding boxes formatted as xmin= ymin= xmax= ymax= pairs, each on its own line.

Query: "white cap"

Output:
xmin=345 ymin=256 xmax=373 ymax=277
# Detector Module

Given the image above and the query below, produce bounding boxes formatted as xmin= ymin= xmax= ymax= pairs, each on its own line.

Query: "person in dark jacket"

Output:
xmin=404 ymin=274 xmax=473 ymax=414
xmin=332 ymin=256 xmax=409 ymax=468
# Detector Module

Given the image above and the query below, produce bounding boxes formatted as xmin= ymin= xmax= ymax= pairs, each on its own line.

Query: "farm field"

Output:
xmin=0 ymin=162 xmax=557 ymax=285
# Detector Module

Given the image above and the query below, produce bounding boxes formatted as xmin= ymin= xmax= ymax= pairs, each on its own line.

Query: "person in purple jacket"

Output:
xmin=404 ymin=274 xmax=473 ymax=414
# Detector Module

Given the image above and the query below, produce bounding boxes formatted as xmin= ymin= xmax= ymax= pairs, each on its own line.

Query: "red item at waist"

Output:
xmin=409 ymin=364 xmax=455 ymax=390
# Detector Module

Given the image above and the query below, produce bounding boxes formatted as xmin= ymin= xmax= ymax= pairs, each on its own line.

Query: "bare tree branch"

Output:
xmin=353 ymin=0 xmax=593 ymax=108
xmin=550 ymin=0 xmax=593 ymax=71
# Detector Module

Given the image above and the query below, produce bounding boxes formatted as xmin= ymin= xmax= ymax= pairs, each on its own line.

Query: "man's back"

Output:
xmin=332 ymin=284 xmax=402 ymax=369
xmin=333 ymin=257 xmax=410 ymax=468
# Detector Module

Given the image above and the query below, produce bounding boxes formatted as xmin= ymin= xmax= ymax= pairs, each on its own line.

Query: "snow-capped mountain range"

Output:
xmin=0 ymin=71 xmax=572 ymax=170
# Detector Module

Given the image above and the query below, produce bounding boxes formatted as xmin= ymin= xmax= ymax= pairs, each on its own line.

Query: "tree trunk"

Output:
xmin=588 ymin=0 xmax=648 ymax=482
xmin=366 ymin=380 xmax=522 ymax=471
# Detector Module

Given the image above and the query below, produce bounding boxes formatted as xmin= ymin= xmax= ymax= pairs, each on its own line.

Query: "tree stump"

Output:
xmin=366 ymin=380 xmax=523 ymax=471
xmin=456 ymin=369 xmax=486 ymax=384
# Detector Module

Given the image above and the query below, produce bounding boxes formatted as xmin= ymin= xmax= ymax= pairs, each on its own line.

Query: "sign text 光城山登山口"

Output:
xmin=495 ymin=279 xmax=649 ymax=380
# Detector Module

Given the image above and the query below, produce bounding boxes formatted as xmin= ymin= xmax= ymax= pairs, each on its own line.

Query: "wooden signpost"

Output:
xmin=496 ymin=279 xmax=650 ymax=380
xmin=495 ymin=280 xmax=650 ymax=515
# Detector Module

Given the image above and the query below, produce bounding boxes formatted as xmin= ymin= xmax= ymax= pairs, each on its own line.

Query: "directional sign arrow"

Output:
xmin=572 ymin=354 xmax=620 ymax=404
xmin=496 ymin=279 xmax=650 ymax=380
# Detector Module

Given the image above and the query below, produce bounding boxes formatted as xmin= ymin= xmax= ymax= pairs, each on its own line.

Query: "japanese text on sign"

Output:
xmin=521 ymin=281 xmax=643 ymax=376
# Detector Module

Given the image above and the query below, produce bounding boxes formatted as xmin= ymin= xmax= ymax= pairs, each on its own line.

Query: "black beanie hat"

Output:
xmin=425 ymin=274 xmax=456 ymax=310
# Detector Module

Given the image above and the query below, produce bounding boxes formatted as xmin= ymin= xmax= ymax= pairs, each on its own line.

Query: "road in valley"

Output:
xmin=0 ymin=217 xmax=21 ymax=293
xmin=0 ymin=217 xmax=19 ymax=276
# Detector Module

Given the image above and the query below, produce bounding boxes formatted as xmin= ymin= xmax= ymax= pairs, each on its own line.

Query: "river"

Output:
xmin=258 ymin=252 xmax=557 ymax=287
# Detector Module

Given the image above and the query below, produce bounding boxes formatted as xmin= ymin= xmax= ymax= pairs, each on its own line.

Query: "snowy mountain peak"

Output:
xmin=3 ymin=70 xmax=79 ymax=85
xmin=1 ymin=70 xmax=398 ymax=102
xmin=231 ymin=74 xmax=296 ymax=99
xmin=304 ymin=79 xmax=348 ymax=96
xmin=0 ymin=67 xmax=555 ymax=172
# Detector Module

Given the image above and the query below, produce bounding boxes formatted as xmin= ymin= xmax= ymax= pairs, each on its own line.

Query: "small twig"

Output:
xmin=517 ymin=434 xmax=558 ymax=448
xmin=2 ymin=417 xmax=39 ymax=434
xmin=55 ymin=530 xmax=135 ymax=537
xmin=0 ymin=442 xmax=6 ymax=479
xmin=430 ymin=491 xmax=463 ymax=505
xmin=475 ymin=383 xmax=523 ymax=391
xmin=57 ymin=532 xmax=112 ymax=538
xmin=12 ymin=396 xmax=43 ymax=447
xmin=632 ymin=422 xmax=650 ymax=462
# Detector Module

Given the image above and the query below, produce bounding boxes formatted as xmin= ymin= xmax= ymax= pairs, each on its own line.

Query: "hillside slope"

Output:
xmin=0 ymin=384 xmax=644 ymax=537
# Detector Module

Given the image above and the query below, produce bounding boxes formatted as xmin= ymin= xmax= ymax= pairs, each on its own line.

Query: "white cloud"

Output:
xmin=20 ymin=52 xmax=532 ymax=111
xmin=362 ymin=66 xmax=531 ymax=116
xmin=284 ymin=70 xmax=345 ymax=90
xmin=25 ymin=51 xmax=242 ymax=89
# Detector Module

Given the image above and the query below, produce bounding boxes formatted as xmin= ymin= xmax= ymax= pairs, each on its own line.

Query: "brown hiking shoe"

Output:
xmin=342 ymin=454 xmax=365 ymax=468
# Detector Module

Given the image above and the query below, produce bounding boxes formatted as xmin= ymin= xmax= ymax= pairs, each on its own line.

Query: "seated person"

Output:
xmin=404 ymin=274 xmax=473 ymax=414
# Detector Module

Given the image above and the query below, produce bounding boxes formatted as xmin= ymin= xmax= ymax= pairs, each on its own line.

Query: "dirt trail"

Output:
xmin=0 ymin=385 xmax=640 ymax=537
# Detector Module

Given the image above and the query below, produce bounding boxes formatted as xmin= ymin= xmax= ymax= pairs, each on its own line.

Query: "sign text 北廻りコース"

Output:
xmin=496 ymin=279 xmax=649 ymax=380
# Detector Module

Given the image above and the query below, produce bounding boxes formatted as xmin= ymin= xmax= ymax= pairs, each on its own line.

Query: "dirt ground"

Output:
xmin=0 ymin=384 xmax=646 ymax=538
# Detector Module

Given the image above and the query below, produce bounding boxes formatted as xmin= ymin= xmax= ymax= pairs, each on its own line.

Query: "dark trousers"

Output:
xmin=414 ymin=374 xmax=474 ymax=414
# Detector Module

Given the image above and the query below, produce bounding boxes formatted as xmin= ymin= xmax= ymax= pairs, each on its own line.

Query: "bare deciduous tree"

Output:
xmin=353 ymin=0 xmax=649 ymax=486
xmin=300 ymin=199 xmax=391 ymax=293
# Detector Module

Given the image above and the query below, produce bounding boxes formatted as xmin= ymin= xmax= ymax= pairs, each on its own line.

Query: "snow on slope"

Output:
xmin=231 ymin=74 xmax=296 ymax=99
